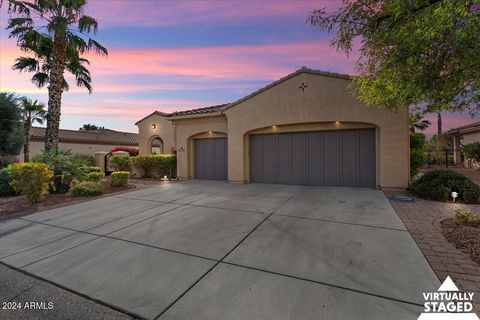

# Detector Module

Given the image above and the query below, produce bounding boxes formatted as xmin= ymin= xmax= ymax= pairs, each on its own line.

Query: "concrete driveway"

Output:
xmin=0 ymin=181 xmax=439 ymax=319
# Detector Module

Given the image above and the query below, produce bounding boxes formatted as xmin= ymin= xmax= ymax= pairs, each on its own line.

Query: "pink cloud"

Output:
xmin=85 ymin=0 xmax=336 ymax=27
xmin=1 ymin=38 xmax=357 ymax=95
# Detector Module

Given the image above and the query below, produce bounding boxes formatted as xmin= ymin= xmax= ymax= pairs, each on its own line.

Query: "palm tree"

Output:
xmin=409 ymin=113 xmax=431 ymax=133
xmin=5 ymin=0 xmax=108 ymax=151
xmin=20 ymin=98 xmax=46 ymax=162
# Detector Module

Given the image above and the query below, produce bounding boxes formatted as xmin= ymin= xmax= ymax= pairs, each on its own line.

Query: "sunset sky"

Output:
xmin=0 ymin=0 xmax=476 ymax=134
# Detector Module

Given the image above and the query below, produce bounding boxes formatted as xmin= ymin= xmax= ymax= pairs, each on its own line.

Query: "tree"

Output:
xmin=308 ymin=0 xmax=480 ymax=116
xmin=5 ymin=0 xmax=108 ymax=151
xmin=409 ymin=112 xmax=431 ymax=133
xmin=80 ymin=123 xmax=104 ymax=131
xmin=0 ymin=92 xmax=24 ymax=156
xmin=20 ymin=97 xmax=46 ymax=162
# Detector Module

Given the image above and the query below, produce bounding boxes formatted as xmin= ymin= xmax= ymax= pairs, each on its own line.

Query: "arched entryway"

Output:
xmin=149 ymin=136 xmax=164 ymax=154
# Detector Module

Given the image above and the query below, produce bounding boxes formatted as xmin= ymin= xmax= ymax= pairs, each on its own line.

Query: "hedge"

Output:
xmin=7 ymin=163 xmax=53 ymax=203
xmin=110 ymin=155 xmax=130 ymax=171
xmin=71 ymin=181 xmax=103 ymax=197
xmin=408 ymin=170 xmax=480 ymax=203
xmin=111 ymin=171 xmax=130 ymax=187
xmin=129 ymin=154 xmax=176 ymax=178
xmin=84 ymin=172 xmax=104 ymax=182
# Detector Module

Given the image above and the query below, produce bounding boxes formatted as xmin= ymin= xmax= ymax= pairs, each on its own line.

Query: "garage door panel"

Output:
xmin=195 ymin=138 xmax=227 ymax=180
xmin=341 ymin=131 xmax=359 ymax=168
xmin=342 ymin=166 xmax=360 ymax=187
xmin=262 ymin=135 xmax=277 ymax=184
xmin=307 ymin=132 xmax=324 ymax=185
xmin=277 ymin=134 xmax=292 ymax=184
xmin=250 ymin=135 xmax=264 ymax=183
xmin=251 ymin=129 xmax=375 ymax=188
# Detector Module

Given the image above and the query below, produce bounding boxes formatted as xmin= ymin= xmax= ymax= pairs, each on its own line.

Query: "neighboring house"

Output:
xmin=20 ymin=127 xmax=139 ymax=160
xmin=136 ymin=68 xmax=409 ymax=189
xmin=447 ymin=121 xmax=480 ymax=166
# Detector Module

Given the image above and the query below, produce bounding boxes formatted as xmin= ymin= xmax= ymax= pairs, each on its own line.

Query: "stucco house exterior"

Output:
xmin=19 ymin=127 xmax=139 ymax=160
xmin=447 ymin=121 xmax=480 ymax=166
xmin=136 ymin=68 xmax=409 ymax=189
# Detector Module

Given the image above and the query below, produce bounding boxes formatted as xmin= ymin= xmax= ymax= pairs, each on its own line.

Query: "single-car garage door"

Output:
xmin=195 ymin=138 xmax=228 ymax=180
xmin=250 ymin=129 xmax=376 ymax=187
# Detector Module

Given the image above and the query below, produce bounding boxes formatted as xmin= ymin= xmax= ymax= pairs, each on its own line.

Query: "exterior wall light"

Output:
xmin=451 ymin=191 xmax=458 ymax=202
xmin=152 ymin=124 xmax=156 ymax=129
xmin=335 ymin=121 xmax=340 ymax=124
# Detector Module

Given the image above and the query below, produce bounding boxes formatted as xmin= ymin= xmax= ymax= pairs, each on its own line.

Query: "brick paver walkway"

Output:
xmin=386 ymin=191 xmax=480 ymax=308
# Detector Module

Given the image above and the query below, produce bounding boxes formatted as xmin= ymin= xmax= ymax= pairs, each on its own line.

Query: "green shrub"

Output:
xmin=408 ymin=170 xmax=480 ymax=203
xmin=111 ymin=171 xmax=130 ymax=187
xmin=0 ymin=168 xmax=15 ymax=197
xmin=70 ymin=153 xmax=95 ymax=166
xmin=7 ymin=163 xmax=53 ymax=203
xmin=110 ymin=155 xmax=130 ymax=171
xmin=410 ymin=133 xmax=427 ymax=176
xmin=71 ymin=181 xmax=103 ymax=197
xmin=128 ymin=154 xmax=176 ymax=178
xmin=32 ymin=149 xmax=92 ymax=193
xmin=454 ymin=209 xmax=480 ymax=226
xmin=77 ymin=166 xmax=101 ymax=180
xmin=84 ymin=172 xmax=104 ymax=182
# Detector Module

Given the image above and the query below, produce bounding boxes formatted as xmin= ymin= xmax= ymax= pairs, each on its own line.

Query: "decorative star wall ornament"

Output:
xmin=298 ymin=82 xmax=308 ymax=91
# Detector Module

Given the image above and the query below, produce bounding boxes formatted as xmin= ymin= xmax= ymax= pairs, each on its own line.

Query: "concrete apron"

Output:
xmin=0 ymin=180 xmax=439 ymax=319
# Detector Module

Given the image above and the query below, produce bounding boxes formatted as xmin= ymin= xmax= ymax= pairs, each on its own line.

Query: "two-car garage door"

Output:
xmin=250 ymin=129 xmax=376 ymax=188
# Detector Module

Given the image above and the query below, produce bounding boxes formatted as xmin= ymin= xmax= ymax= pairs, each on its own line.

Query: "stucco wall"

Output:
xmin=19 ymin=141 xmax=121 ymax=161
xmin=463 ymin=131 xmax=480 ymax=145
xmin=137 ymin=114 xmax=175 ymax=155
xmin=172 ymin=116 xmax=228 ymax=179
xmin=224 ymin=72 xmax=409 ymax=188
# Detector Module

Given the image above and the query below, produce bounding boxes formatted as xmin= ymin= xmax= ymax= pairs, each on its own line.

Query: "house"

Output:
xmin=136 ymin=68 xmax=409 ymax=189
xmin=21 ymin=127 xmax=139 ymax=160
xmin=447 ymin=121 xmax=480 ymax=166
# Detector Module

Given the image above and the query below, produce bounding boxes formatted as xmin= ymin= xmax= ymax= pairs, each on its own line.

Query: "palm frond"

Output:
xmin=31 ymin=72 xmax=49 ymax=88
xmin=13 ymin=57 xmax=39 ymax=73
xmin=7 ymin=17 xmax=33 ymax=29
xmin=88 ymin=38 xmax=107 ymax=56
xmin=78 ymin=15 xmax=98 ymax=33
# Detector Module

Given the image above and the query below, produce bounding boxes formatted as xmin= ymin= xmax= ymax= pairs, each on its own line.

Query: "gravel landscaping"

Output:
xmin=0 ymin=181 xmax=136 ymax=219
xmin=441 ymin=218 xmax=480 ymax=265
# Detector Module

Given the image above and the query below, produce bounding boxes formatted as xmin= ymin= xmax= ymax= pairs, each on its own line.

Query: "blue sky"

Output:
xmin=0 ymin=0 xmax=475 ymax=134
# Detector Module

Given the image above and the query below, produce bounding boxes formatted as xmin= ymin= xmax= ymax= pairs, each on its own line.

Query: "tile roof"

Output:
xmin=168 ymin=104 xmax=228 ymax=117
xmin=30 ymin=127 xmax=139 ymax=146
xmin=447 ymin=121 xmax=480 ymax=134
xmin=136 ymin=67 xmax=352 ymax=122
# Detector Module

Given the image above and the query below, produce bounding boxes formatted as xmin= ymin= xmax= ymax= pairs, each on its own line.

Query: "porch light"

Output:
xmin=451 ymin=191 xmax=458 ymax=202
xmin=152 ymin=123 xmax=156 ymax=129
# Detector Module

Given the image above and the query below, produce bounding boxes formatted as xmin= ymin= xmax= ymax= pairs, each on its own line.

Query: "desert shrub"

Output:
xmin=454 ymin=209 xmax=480 ymax=226
xmin=7 ymin=163 xmax=53 ymax=203
xmin=408 ymin=170 xmax=480 ymax=203
xmin=110 ymin=171 xmax=130 ymax=187
xmin=410 ymin=133 xmax=427 ymax=176
xmin=70 ymin=153 xmax=94 ymax=166
xmin=0 ymin=168 xmax=15 ymax=197
xmin=128 ymin=154 xmax=176 ymax=178
xmin=84 ymin=172 xmax=104 ymax=182
xmin=71 ymin=181 xmax=103 ymax=197
xmin=32 ymin=149 xmax=93 ymax=193
xmin=111 ymin=146 xmax=139 ymax=156
xmin=77 ymin=166 xmax=102 ymax=180
xmin=110 ymin=155 xmax=130 ymax=171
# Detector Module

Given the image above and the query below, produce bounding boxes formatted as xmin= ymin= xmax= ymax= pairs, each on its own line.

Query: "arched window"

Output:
xmin=150 ymin=137 xmax=164 ymax=154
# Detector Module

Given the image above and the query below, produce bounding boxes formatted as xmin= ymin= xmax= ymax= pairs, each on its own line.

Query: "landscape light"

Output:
xmin=451 ymin=191 xmax=458 ymax=202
